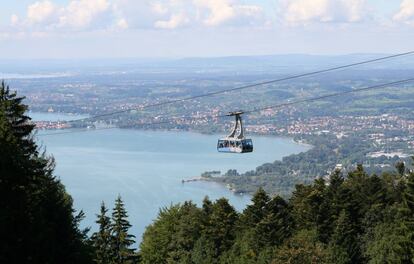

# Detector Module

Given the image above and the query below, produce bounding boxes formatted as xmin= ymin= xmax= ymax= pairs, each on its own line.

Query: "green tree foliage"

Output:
xmin=364 ymin=220 xmax=411 ymax=264
xmin=140 ymin=202 xmax=203 ymax=264
xmin=0 ymin=82 xmax=93 ymax=263
xmin=406 ymin=166 xmax=414 ymax=214
xmin=271 ymin=229 xmax=328 ymax=264
xmin=138 ymin=162 xmax=414 ymax=264
xmin=191 ymin=235 xmax=216 ymax=264
xmin=92 ymin=202 xmax=113 ymax=264
xmin=396 ymin=161 xmax=406 ymax=176
xmin=110 ymin=196 xmax=136 ymax=264
xmin=328 ymin=210 xmax=359 ymax=264
xmin=204 ymin=198 xmax=238 ymax=257
xmin=241 ymin=188 xmax=270 ymax=227
xmin=402 ymin=167 xmax=414 ymax=262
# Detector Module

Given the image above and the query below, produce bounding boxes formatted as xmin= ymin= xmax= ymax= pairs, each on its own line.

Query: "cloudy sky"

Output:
xmin=0 ymin=0 xmax=413 ymax=59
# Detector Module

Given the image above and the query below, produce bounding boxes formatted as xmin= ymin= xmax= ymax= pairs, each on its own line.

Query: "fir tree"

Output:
xmin=272 ymin=229 xmax=328 ymax=264
xmin=166 ymin=201 xmax=202 ymax=263
xmin=191 ymin=235 xmax=216 ymax=264
xmin=110 ymin=196 xmax=135 ymax=264
xmin=140 ymin=205 xmax=181 ymax=264
xmin=328 ymin=210 xmax=359 ymax=264
xmin=402 ymin=168 xmax=414 ymax=262
xmin=241 ymin=188 xmax=270 ymax=226
xmin=92 ymin=202 xmax=113 ymax=264
xmin=396 ymin=161 xmax=406 ymax=176
xmin=202 ymin=196 xmax=213 ymax=217
xmin=406 ymin=169 xmax=414 ymax=214
xmin=364 ymin=219 xmax=411 ymax=264
xmin=204 ymin=198 xmax=238 ymax=258
xmin=254 ymin=196 xmax=292 ymax=249
xmin=0 ymin=82 xmax=92 ymax=263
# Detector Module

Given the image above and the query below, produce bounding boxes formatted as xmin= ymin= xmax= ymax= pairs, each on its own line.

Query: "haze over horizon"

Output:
xmin=0 ymin=0 xmax=413 ymax=59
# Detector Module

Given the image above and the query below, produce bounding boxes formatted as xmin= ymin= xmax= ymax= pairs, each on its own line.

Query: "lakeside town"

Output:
xmin=34 ymin=108 xmax=414 ymax=156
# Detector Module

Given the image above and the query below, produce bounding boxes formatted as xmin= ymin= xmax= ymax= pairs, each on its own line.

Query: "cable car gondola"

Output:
xmin=217 ymin=111 xmax=253 ymax=153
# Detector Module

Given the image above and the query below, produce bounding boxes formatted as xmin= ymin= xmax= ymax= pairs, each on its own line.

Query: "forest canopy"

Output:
xmin=140 ymin=164 xmax=414 ymax=263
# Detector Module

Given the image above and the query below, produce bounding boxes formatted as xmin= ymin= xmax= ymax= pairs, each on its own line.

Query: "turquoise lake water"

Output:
xmin=33 ymin=113 xmax=310 ymax=243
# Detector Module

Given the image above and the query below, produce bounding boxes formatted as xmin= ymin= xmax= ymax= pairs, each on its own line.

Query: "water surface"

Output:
xmin=36 ymin=125 xmax=310 ymax=243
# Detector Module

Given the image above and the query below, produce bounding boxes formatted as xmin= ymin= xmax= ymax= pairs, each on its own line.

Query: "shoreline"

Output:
xmin=181 ymin=176 xmax=248 ymax=196
xmin=35 ymin=121 xmax=314 ymax=149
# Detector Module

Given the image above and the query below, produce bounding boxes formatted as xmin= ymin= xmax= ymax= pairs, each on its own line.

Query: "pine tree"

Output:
xmin=140 ymin=205 xmax=181 ymax=264
xmin=254 ymin=196 xmax=292 ymax=249
xmin=364 ymin=219 xmax=411 ymax=264
xmin=166 ymin=201 xmax=202 ymax=263
xmin=202 ymin=196 xmax=213 ymax=216
xmin=405 ymin=169 xmax=414 ymax=214
xmin=203 ymin=198 xmax=238 ymax=258
xmin=0 ymin=81 xmax=35 ymax=155
xmin=289 ymin=184 xmax=315 ymax=229
xmin=328 ymin=210 xmax=359 ymax=264
xmin=110 ymin=196 xmax=135 ymax=264
xmin=191 ymin=235 xmax=216 ymax=264
xmin=318 ymin=170 xmax=345 ymax=242
xmin=402 ymin=168 xmax=414 ymax=262
xmin=0 ymin=82 xmax=92 ymax=263
xmin=92 ymin=202 xmax=113 ymax=264
xmin=272 ymin=229 xmax=328 ymax=264
xmin=395 ymin=161 xmax=406 ymax=176
xmin=241 ymin=188 xmax=270 ymax=226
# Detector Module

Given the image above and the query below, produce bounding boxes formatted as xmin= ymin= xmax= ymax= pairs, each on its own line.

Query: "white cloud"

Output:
xmin=280 ymin=0 xmax=368 ymax=25
xmin=8 ymin=0 xmax=265 ymax=35
xmin=155 ymin=13 xmax=189 ymax=29
xmin=27 ymin=1 xmax=58 ymax=25
xmin=11 ymin=14 xmax=19 ymax=26
xmin=112 ymin=0 xmax=178 ymax=29
xmin=151 ymin=2 xmax=168 ymax=15
xmin=114 ymin=0 xmax=263 ymax=29
xmin=394 ymin=0 xmax=414 ymax=23
xmin=194 ymin=0 xmax=235 ymax=26
xmin=116 ymin=18 xmax=129 ymax=30
xmin=13 ymin=0 xmax=116 ymax=32
xmin=58 ymin=0 xmax=110 ymax=29
xmin=194 ymin=0 xmax=263 ymax=26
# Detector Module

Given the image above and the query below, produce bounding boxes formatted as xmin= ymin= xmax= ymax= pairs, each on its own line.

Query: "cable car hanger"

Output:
xmin=217 ymin=111 xmax=253 ymax=154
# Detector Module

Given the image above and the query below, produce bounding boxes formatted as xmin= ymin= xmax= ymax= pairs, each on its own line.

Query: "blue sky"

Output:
xmin=0 ymin=0 xmax=413 ymax=59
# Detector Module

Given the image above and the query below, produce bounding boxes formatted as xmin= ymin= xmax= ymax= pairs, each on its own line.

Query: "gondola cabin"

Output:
xmin=217 ymin=138 xmax=253 ymax=153
xmin=217 ymin=111 xmax=253 ymax=153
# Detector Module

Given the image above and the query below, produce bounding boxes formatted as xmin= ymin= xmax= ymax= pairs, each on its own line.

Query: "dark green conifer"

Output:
xmin=254 ymin=196 xmax=292 ymax=248
xmin=0 ymin=82 xmax=92 ymax=263
xmin=406 ymin=168 xmax=414 ymax=213
xmin=402 ymin=167 xmax=414 ymax=262
xmin=364 ymin=217 xmax=411 ymax=263
xmin=168 ymin=201 xmax=202 ymax=263
xmin=241 ymin=188 xmax=270 ymax=226
xmin=328 ymin=210 xmax=359 ymax=264
xmin=318 ymin=169 xmax=345 ymax=242
xmin=272 ymin=229 xmax=328 ymax=264
xmin=92 ymin=202 xmax=113 ymax=264
xmin=110 ymin=196 xmax=135 ymax=264
xmin=202 ymin=196 xmax=213 ymax=216
xmin=395 ymin=161 xmax=406 ymax=176
xmin=204 ymin=198 xmax=238 ymax=258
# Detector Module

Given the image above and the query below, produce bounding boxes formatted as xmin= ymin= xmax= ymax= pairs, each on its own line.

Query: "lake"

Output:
xmin=34 ymin=114 xmax=310 ymax=243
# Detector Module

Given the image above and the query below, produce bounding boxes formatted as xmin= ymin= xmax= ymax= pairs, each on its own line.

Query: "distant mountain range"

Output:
xmin=1 ymin=53 xmax=413 ymax=76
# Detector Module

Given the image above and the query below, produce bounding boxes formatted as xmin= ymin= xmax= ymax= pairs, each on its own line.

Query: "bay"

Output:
xmin=35 ymin=124 xmax=310 ymax=243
